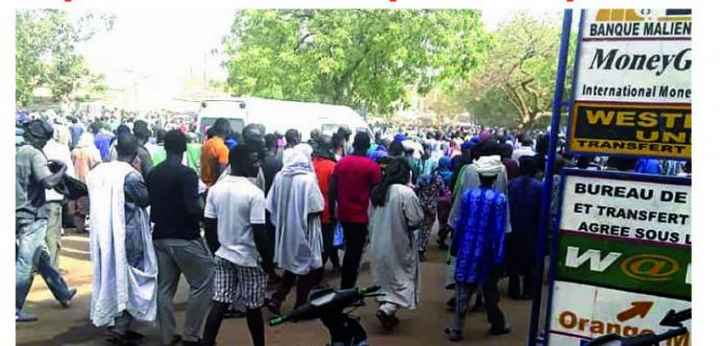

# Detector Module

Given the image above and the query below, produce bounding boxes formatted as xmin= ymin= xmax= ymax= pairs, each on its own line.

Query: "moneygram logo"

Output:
xmin=621 ymin=254 xmax=680 ymax=282
xmin=594 ymin=9 xmax=691 ymax=22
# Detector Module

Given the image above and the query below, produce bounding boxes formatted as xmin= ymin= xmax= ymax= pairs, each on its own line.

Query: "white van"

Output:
xmin=197 ymin=97 xmax=370 ymax=141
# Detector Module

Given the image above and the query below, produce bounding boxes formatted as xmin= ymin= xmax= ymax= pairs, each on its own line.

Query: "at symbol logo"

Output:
xmin=621 ymin=254 xmax=679 ymax=281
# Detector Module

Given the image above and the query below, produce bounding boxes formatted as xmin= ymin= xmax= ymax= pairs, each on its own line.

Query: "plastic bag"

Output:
xmin=333 ymin=223 xmax=344 ymax=248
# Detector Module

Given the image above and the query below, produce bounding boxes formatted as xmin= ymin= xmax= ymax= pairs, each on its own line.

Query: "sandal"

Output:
xmin=376 ymin=310 xmax=399 ymax=330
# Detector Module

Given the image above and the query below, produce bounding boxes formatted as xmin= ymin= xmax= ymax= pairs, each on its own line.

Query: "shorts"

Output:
xmin=212 ymin=257 xmax=267 ymax=309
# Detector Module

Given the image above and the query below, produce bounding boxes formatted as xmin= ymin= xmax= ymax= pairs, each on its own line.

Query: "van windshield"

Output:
xmin=199 ymin=117 xmax=245 ymax=135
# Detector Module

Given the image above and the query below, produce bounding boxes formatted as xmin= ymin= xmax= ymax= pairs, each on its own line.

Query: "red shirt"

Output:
xmin=333 ymin=155 xmax=382 ymax=224
xmin=312 ymin=157 xmax=336 ymax=224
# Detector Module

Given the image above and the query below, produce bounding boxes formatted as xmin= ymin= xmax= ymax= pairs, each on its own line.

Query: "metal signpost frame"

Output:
xmin=540 ymin=168 xmax=690 ymax=345
xmin=527 ymin=8 xmax=575 ymax=346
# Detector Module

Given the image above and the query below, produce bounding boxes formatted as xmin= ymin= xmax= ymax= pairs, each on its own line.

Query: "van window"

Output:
xmin=199 ymin=117 xmax=245 ymax=135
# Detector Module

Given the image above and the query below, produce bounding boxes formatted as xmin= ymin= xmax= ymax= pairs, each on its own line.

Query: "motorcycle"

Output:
xmin=269 ymin=286 xmax=384 ymax=346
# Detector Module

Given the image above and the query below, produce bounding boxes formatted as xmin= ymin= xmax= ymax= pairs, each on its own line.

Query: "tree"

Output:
xmin=422 ymin=88 xmax=466 ymax=124
xmin=461 ymin=12 xmax=573 ymax=129
xmin=15 ymin=10 xmax=114 ymax=106
xmin=223 ymin=10 xmax=488 ymax=115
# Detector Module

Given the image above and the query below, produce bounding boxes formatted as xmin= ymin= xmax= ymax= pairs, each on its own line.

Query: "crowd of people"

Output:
xmin=15 ymin=107 xmax=692 ymax=345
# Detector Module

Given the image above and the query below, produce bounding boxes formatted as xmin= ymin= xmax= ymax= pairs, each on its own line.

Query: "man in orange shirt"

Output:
xmin=312 ymin=135 xmax=340 ymax=277
xmin=200 ymin=118 xmax=231 ymax=190
xmin=201 ymin=118 xmax=231 ymax=255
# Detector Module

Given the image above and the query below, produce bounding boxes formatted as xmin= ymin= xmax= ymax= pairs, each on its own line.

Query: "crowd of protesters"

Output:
xmin=15 ymin=105 xmax=691 ymax=345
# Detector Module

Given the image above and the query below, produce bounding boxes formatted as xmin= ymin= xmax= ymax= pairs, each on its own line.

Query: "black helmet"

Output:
xmin=315 ymin=134 xmax=335 ymax=160
xmin=242 ymin=123 xmax=265 ymax=146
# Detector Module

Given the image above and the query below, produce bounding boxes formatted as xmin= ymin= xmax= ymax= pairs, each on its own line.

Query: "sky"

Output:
xmin=76 ymin=8 xmax=235 ymax=105
xmin=76 ymin=8 xmax=558 ymax=107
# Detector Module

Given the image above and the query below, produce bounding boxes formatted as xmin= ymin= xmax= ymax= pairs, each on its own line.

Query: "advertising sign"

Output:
xmin=556 ymin=232 xmax=690 ymax=300
xmin=567 ymin=9 xmax=691 ymax=159
xmin=569 ymin=102 xmax=691 ymax=158
xmin=545 ymin=170 xmax=691 ymax=346
xmin=548 ymin=281 xmax=691 ymax=346
xmin=559 ymin=174 xmax=691 ymax=246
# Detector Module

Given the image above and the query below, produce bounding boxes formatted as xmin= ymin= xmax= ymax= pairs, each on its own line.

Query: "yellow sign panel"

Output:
xmin=569 ymin=102 xmax=691 ymax=159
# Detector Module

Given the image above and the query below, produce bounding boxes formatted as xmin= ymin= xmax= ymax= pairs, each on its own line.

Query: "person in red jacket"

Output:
xmin=330 ymin=131 xmax=382 ymax=289
xmin=313 ymin=135 xmax=340 ymax=276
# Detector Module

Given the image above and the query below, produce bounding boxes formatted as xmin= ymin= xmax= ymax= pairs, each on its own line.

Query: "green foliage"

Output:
xmin=223 ymin=10 xmax=488 ymax=115
xmin=15 ymin=10 xmax=114 ymax=106
xmin=440 ymin=11 xmax=574 ymax=129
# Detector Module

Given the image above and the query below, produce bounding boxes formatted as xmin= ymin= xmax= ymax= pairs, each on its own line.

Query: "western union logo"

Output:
xmin=595 ymin=9 xmax=691 ymax=22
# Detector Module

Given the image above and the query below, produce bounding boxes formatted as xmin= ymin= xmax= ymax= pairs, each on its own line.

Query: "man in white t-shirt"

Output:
xmin=202 ymin=144 xmax=274 ymax=346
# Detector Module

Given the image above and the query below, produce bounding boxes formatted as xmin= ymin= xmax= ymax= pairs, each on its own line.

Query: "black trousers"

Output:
xmin=202 ymin=191 xmax=220 ymax=255
xmin=340 ymin=222 xmax=368 ymax=289
xmin=272 ymin=269 xmax=323 ymax=309
xmin=454 ymin=267 xmax=506 ymax=331
xmin=509 ymin=267 xmax=537 ymax=298
xmin=204 ymin=227 xmax=220 ymax=254
xmin=481 ymin=268 xmax=506 ymax=328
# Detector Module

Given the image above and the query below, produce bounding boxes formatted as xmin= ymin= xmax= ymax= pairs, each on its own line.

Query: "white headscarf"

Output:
xmin=281 ymin=147 xmax=314 ymax=176
xmin=267 ymin=145 xmax=325 ymax=275
xmin=77 ymin=132 xmax=95 ymax=148
xmin=473 ymin=155 xmax=504 ymax=177
xmin=295 ymin=143 xmax=314 ymax=162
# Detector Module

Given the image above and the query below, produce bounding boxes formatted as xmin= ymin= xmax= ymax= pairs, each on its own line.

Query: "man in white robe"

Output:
xmin=87 ymin=132 xmax=158 ymax=345
xmin=266 ymin=146 xmax=325 ymax=313
xmin=369 ymin=158 xmax=424 ymax=330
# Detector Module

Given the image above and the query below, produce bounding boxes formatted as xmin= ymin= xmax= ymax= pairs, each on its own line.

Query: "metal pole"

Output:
xmin=527 ymin=9 xmax=574 ymax=346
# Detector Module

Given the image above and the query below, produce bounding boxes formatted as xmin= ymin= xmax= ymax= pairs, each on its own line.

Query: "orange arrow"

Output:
xmin=617 ymin=301 xmax=654 ymax=322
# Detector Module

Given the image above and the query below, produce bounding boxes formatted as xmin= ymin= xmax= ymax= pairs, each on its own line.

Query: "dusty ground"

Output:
xmin=16 ymin=231 xmax=535 ymax=346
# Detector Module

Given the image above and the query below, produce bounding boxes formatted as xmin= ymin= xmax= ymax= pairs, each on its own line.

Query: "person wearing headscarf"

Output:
xmin=414 ymin=169 xmax=446 ymax=262
xmin=445 ymin=140 xmax=511 ymax=311
xmin=436 ymin=156 xmax=454 ymax=249
xmin=369 ymin=158 xmax=424 ymax=331
xmin=265 ymin=147 xmax=325 ymax=314
xmin=445 ymin=156 xmax=510 ymax=342
xmin=43 ymin=124 xmax=76 ymax=269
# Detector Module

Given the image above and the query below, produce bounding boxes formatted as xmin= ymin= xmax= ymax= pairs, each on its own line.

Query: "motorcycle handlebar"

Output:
xmin=269 ymin=286 xmax=381 ymax=327
xmin=269 ymin=316 xmax=285 ymax=327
